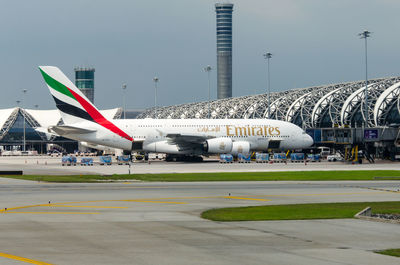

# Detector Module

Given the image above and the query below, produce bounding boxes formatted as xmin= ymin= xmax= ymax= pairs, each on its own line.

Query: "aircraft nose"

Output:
xmin=306 ymin=134 xmax=314 ymax=146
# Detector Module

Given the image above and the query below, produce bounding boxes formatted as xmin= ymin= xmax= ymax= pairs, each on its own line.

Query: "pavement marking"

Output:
xmin=133 ymin=196 xmax=226 ymax=200
xmin=47 ymin=199 xmax=186 ymax=205
xmin=0 ymin=191 xmax=386 ymax=215
xmin=256 ymin=191 xmax=387 ymax=198
xmin=0 ymin=252 xmax=53 ymax=265
xmin=5 ymin=191 xmax=381 ymax=215
xmin=33 ymin=186 xmax=168 ymax=191
xmin=349 ymin=186 xmax=400 ymax=194
xmin=223 ymin=196 xmax=269 ymax=201
xmin=120 ymin=200 xmax=186 ymax=204
xmin=0 ymin=199 xmax=185 ymax=214
xmin=48 ymin=200 xmax=117 ymax=205
xmin=3 ymin=211 xmax=100 ymax=214
xmin=49 ymin=205 xmax=128 ymax=209
xmin=0 ymin=204 xmax=46 ymax=213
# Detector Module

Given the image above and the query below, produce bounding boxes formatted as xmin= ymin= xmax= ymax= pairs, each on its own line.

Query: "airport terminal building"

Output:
xmin=138 ymin=76 xmax=400 ymax=159
xmin=1 ymin=76 xmax=399 ymax=158
xmin=0 ymin=108 xmax=122 ymax=154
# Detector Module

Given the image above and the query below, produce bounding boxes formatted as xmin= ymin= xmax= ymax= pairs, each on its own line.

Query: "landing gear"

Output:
xmin=165 ymin=155 xmax=203 ymax=162
xmin=190 ymin=156 xmax=203 ymax=162
xmin=166 ymin=154 xmax=174 ymax=162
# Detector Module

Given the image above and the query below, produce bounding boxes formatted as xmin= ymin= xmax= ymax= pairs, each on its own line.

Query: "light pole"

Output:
xmin=122 ymin=83 xmax=127 ymax=119
xmin=22 ymin=89 xmax=27 ymax=152
xmin=153 ymin=77 xmax=159 ymax=119
xmin=263 ymin=52 xmax=272 ymax=118
xmin=358 ymin=30 xmax=371 ymax=127
xmin=204 ymin=65 xmax=212 ymax=118
xmin=16 ymin=99 xmax=21 ymax=151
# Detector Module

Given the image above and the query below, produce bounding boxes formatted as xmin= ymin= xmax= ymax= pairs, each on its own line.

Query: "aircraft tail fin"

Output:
xmin=39 ymin=66 xmax=133 ymax=141
xmin=38 ymin=66 xmax=100 ymax=125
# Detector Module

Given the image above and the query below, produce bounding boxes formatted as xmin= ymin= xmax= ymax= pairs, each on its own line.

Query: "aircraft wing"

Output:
xmin=166 ymin=133 xmax=210 ymax=144
xmin=165 ymin=133 xmax=213 ymax=151
xmin=49 ymin=125 xmax=96 ymax=136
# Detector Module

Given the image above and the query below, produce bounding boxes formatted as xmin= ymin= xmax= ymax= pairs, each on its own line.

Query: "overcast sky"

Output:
xmin=1 ymin=0 xmax=399 ymax=110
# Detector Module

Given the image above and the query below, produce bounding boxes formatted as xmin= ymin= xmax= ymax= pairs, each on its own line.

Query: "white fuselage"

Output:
xmin=62 ymin=118 xmax=313 ymax=155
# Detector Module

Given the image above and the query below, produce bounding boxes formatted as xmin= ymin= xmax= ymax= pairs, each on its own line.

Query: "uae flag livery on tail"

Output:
xmin=39 ymin=66 xmax=133 ymax=142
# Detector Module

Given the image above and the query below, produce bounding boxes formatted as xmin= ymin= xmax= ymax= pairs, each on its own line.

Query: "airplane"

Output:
xmin=38 ymin=66 xmax=313 ymax=161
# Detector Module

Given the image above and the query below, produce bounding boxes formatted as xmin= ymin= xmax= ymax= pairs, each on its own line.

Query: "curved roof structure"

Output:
xmin=0 ymin=108 xmax=16 ymax=132
xmin=374 ymin=81 xmax=400 ymax=126
xmin=0 ymin=108 xmax=19 ymax=141
xmin=137 ymin=77 xmax=400 ymax=128
xmin=0 ymin=108 xmax=122 ymax=141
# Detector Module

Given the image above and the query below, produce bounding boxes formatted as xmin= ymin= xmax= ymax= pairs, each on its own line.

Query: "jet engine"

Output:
xmin=231 ymin=141 xmax=251 ymax=155
xmin=204 ymin=138 xmax=233 ymax=153
xmin=143 ymin=140 xmax=183 ymax=154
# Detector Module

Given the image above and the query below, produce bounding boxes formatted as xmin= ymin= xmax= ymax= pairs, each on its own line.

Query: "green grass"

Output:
xmin=375 ymin=249 xmax=400 ymax=258
xmin=201 ymin=201 xmax=400 ymax=221
xmin=0 ymin=170 xmax=399 ymax=182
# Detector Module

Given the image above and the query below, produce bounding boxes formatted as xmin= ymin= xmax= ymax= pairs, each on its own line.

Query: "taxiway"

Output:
xmin=0 ymin=177 xmax=399 ymax=265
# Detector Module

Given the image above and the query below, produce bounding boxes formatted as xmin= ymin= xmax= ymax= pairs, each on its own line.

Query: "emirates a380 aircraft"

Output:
xmin=39 ymin=66 xmax=313 ymax=161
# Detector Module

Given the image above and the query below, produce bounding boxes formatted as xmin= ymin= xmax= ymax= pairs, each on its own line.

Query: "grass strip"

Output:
xmin=201 ymin=201 xmax=400 ymax=221
xmin=0 ymin=170 xmax=399 ymax=183
xmin=375 ymin=248 xmax=400 ymax=258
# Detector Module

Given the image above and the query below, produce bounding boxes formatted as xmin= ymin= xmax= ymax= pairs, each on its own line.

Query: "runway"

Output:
xmin=0 ymin=178 xmax=400 ymax=265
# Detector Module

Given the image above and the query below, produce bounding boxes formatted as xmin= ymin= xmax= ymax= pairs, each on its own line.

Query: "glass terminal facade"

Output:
xmin=74 ymin=67 xmax=95 ymax=103
xmin=0 ymin=109 xmax=78 ymax=154
xmin=215 ymin=3 xmax=233 ymax=99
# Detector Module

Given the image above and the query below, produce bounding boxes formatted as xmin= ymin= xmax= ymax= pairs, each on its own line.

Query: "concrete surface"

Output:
xmin=0 ymin=156 xmax=399 ymax=175
xmin=0 ymin=178 xmax=400 ymax=264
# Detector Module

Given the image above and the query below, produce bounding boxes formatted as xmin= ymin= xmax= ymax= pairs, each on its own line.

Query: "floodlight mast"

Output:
xmin=153 ymin=77 xmax=159 ymax=119
xmin=263 ymin=52 xmax=272 ymax=118
xmin=22 ymin=89 xmax=27 ymax=152
xmin=359 ymin=30 xmax=371 ymax=127
xmin=16 ymin=99 xmax=21 ymax=151
xmin=122 ymin=83 xmax=127 ymax=119
xmin=204 ymin=65 xmax=212 ymax=118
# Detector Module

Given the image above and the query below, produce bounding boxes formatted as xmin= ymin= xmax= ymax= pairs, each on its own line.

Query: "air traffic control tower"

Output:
xmin=74 ymin=67 xmax=95 ymax=103
xmin=215 ymin=3 xmax=233 ymax=99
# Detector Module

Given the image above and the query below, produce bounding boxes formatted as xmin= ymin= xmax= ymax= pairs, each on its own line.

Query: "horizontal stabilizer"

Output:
xmin=34 ymin=126 xmax=57 ymax=140
xmin=49 ymin=125 xmax=96 ymax=136
xmin=34 ymin=126 xmax=53 ymax=135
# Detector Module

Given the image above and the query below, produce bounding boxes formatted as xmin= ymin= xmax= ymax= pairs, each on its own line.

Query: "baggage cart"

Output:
xmin=307 ymin=154 xmax=321 ymax=162
xmin=272 ymin=153 xmax=287 ymax=163
xmin=61 ymin=156 xmax=77 ymax=166
xmin=290 ymin=153 xmax=305 ymax=162
xmin=80 ymin=157 xmax=93 ymax=166
xmin=99 ymin=156 xmax=112 ymax=165
xmin=117 ymin=155 xmax=131 ymax=165
xmin=238 ymin=153 xmax=251 ymax=163
xmin=219 ymin=154 xmax=233 ymax=163
xmin=255 ymin=153 xmax=269 ymax=163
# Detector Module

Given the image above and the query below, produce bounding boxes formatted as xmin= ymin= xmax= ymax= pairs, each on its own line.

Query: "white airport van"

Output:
xmin=317 ymin=147 xmax=330 ymax=158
